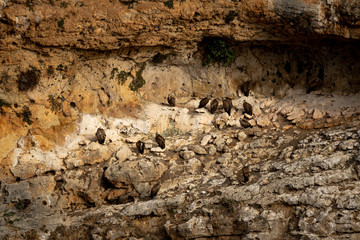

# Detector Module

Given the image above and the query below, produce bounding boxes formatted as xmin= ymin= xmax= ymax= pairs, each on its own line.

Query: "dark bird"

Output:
xmin=136 ymin=140 xmax=145 ymax=154
xmin=198 ymin=96 xmax=210 ymax=108
xmin=242 ymin=166 xmax=250 ymax=182
xmin=96 ymin=128 xmax=106 ymax=144
xmin=150 ymin=182 xmax=161 ymax=198
xmin=238 ymin=166 xmax=250 ymax=183
xmin=243 ymin=101 xmax=253 ymax=115
xmin=167 ymin=94 xmax=175 ymax=107
xmin=240 ymin=119 xmax=252 ymax=128
xmin=210 ymin=99 xmax=218 ymax=114
xmin=306 ymin=65 xmax=324 ymax=94
xmin=155 ymin=133 xmax=165 ymax=149
xmin=223 ymin=97 xmax=233 ymax=116
xmin=240 ymin=81 xmax=251 ymax=97
xmin=306 ymin=78 xmax=323 ymax=94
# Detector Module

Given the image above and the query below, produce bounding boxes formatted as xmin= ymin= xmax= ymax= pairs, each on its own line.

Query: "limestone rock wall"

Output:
xmin=1 ymin=39 xmax=359 ymax=161
xmin=1 ymin=111 xmax=360 ymax=239
xmin=1 ymin=0 xmax=360 ymax=50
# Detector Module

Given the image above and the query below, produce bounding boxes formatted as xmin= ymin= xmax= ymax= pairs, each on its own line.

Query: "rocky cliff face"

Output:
xmin=1 ymin=0 xmax=360 ymax=49
xmin=0 ymin=0 xmax=360 ymax=239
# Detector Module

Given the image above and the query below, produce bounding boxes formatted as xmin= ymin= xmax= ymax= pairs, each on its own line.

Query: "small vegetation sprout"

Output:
xmin=202 ymin=38 xmax=236 ymax=66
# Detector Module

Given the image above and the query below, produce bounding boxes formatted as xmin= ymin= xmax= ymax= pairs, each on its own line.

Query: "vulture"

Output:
xmin=240 ymin=119 xmax=252 ymax=128
xmin=199 ymin=96 xmax=210 ymax=108
xmin=243 ymin=101 xmax=253 ymax=115
xmin=96 ymin=128 xmax=106 ymax=144
xmin=210 ymin=99 xmax=218 ymax=114
xmin=223 ymin=97 xmax=233 ymax=116
xmin=136 ymin=140 xmax=145 ymax=154
xmin=240 ymin=81 xmax=252 ymax=96
xmin=155 ymin=133 xmax=165 ymax=149
xmin=167 ymin=94 xmax=175 ymax=107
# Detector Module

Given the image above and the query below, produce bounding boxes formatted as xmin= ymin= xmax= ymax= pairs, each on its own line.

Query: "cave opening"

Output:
xmin=230 ymin=37 xmax=360 ymax=96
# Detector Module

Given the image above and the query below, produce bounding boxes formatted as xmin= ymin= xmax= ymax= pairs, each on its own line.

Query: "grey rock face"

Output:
xmin=1 ymin=119 xmax=360 ymax=240
xmin=191 ymin=145 xmax=207 ymax=155
xmin=207 ymin=144 xmax=217 ymax=156
xmin=104 ymin=159 xmax=167 ymax=189
xmin=180 ymin=150 xmax=196 ymax=160
xmin=4 ymin=182 xmax=31 ymax=204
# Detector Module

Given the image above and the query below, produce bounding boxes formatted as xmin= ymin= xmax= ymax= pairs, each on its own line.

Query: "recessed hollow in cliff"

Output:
xmin=227 ymin=37 xmax=360 ymax=97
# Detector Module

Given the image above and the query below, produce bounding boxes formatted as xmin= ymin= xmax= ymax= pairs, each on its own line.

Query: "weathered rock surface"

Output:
xmin=1 ymin=113 xmax=359 ymax=239
xmin=1 ymin=0 xmax=360 ymax=50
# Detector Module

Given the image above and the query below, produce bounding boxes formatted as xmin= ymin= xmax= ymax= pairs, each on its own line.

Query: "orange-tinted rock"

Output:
xmin=0 ymin=110 xmax=28 ymax=160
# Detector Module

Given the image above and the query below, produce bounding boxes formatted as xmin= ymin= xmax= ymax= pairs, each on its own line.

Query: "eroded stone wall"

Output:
xmin=1 ymin=0 xmax=360 ymax=49
xmin=1 ymin=38 xmax=359 ymax=160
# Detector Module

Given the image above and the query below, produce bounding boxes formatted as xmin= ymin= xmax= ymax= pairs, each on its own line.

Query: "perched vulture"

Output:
xmin=136 ymin=140 xmax=145 ymax=154
xmin=155 ymin=133 xmax=165 ymax=149
xmin=243 ymin=101 xmax=253 ymax=115
xmin=199 ymin=96 xmax=210 ymax=108
xmin=240 ymin=119 xmax=252 ymax=128
xmin=210 ymin=99 xmax=218 ymax=114
xmin=223 ymin=97 xmax=233 ymax=116
xmin=96 ymin=128 xmax=106 ymax=144
xmin=167 ymin=94 xmax=175 ymax=107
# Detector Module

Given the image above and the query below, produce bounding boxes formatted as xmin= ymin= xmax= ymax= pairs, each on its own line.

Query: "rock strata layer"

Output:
xmin=1 ymin=0 xmax=360 ymax=50
xmin=1 ymin=116 xmax=360 ymax=239
xmin=0 ymin=93 xmax=360 ymax=239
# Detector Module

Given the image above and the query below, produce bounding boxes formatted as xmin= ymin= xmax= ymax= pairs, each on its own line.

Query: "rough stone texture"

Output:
xmin=313 ymin=108 xmax=325 ymax=120
xmin=1 ymin=117 xmax=359 ymax=239
xmin=1 ymin=38 xmax=360 ymax=159
xmin=180 ymin=150 xmax=196 ymax=160
xmin=104 ymin=158 xmax=167 ymax=199
xmin=1 ymin=0 xmax=360 ymax=50
xmin=115 ymin=144 xmax=133 ymax=162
